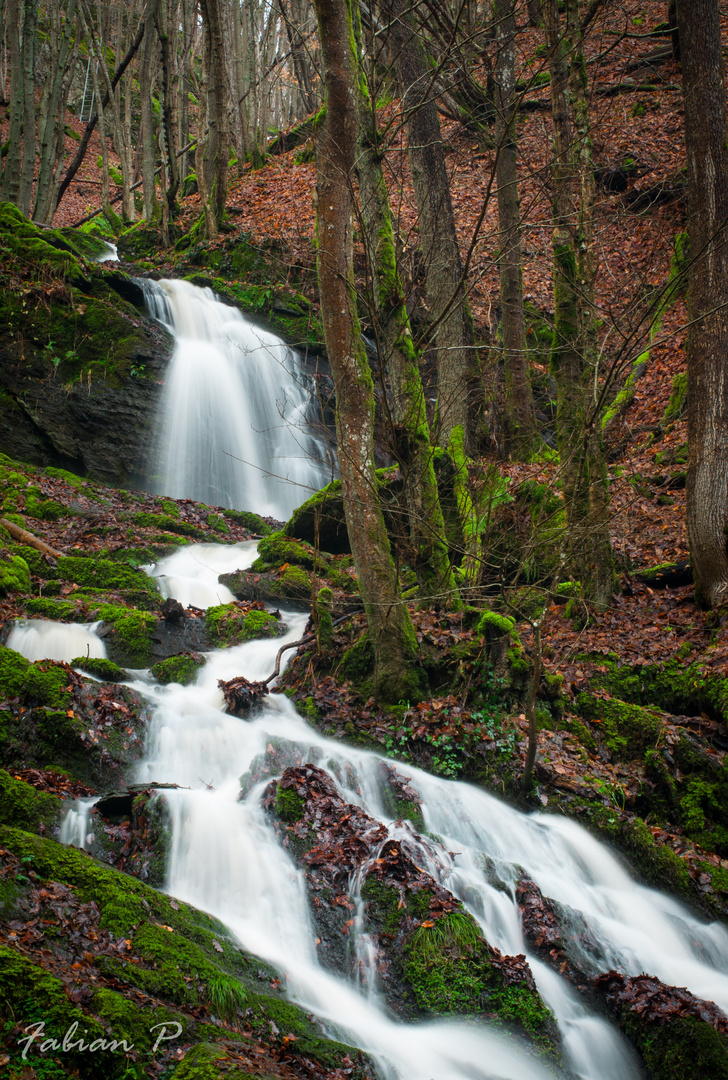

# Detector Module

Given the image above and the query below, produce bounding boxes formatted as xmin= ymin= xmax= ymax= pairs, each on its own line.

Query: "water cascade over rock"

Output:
xmin=9 ymin=535 xmax=723 ymax=1077
xmin=142 ymin=278 xmax=332 ymax=518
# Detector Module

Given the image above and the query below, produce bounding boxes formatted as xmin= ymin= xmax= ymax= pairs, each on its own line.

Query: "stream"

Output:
xmin=8 ymin=286 xmax=728 ymax=1078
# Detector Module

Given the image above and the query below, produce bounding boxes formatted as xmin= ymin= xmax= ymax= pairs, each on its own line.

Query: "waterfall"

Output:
xmin=142 ymin=278 xmax=332 ymax=519
xmin=27 ymin=541 xmax=713 ymax=1079
xmin=6 ymin=618 xmax=106 ymax=663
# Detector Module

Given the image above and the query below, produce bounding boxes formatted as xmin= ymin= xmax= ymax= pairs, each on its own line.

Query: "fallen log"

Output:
xmin=1 ymin=517 xmax=64 ymax=558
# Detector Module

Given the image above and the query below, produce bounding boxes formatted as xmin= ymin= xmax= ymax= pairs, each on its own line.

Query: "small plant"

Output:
xmin=130 ymin=363 xmax=146 ymax=378
xmin=205 ymin=974 xmax=248 ymax=1022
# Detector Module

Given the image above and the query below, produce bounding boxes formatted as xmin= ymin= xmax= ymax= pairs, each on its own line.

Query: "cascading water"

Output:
xmin=141 ymin=278 xmax=332 ymax=518
xmin=11 ymin=539 xmax=715 ymax=1078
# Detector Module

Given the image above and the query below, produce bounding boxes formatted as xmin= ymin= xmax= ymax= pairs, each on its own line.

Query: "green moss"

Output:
xmin=662 ymin=371 xmax=688 ymax=424
xmin=57 ymin=555 xmax=156 ymax=594
xmin=22 ymin=659 xmax=74 ymax=708
xmin=589 ymin=658 xmax=728 ymax=726
xmin=0 ymin=769 xmax=61 ymax=832
xmin=245 ymin=994 xmax=358 ymax=1070
xmin=95 ymin=604 xmax=157 ymax=667
xmin=620 ymin=1013 xmax=728 ymax=1080
xmin=252 ymin=530 xmax=318 ymax=571
xmin=0 ymin=642 xmax=31 ymax=697
xmin=221 ymin=508 xmax=272 ymax=534
xmin=0 ymin=946 xmax=120 ymax=1078
xmin=338 ymin=635 xmax=375 ymax=682
xmin=205 ymin=604 xmax=284 ymax=647
xmin=576 ymin=693 xmax=663 ymax=760
xmin=45 ymin=466 xmax=88 ymax=489
xmin=275 ymin=787 xmax=305 ymax=822
xmin=71 ymin=656 xmax=127 ymax=681
xmin=150 ymin=653 xmax=206 ymax=685
xmin=93 ymin=987 xmax=186 ymax=1058
xmin=169 ymin=1043 xmax=228 ymax=1079
xmin=25 ymin=596 xmax=78 ymax=620
xmin=477 ymin=610 xmax=518 ymax=640
xmin=131 ymin=511 xmax=208 ymax=539
xmin=0 ymin=551 xmax=30 ymax=594
xmin=24 ymin=488 xmax=67 ymax=520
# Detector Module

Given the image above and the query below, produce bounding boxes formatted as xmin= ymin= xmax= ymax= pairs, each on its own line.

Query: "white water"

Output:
xmin=19 ymin=543 xmax=706 ymax=1078
xmin=9 ymin=541 xmax=728 ymax=1076
xmin=142 ymin=278 xmax=332 ymax=518
xmin=6 ymin=618 xmax=106 ymax=663
xmin=95 ymin=241 xmax=119 ymax=263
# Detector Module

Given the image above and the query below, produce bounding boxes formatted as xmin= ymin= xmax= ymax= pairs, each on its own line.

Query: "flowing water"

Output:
xmin=141 ymin=279 xmax=332 ymax=518
xmin=13 ymin=540 xmax=728 ymax=1079
xmin=9 ymin=276 xmax=728 ymax=1076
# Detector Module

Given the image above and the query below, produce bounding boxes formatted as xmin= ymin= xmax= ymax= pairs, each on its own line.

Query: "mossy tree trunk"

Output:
xmin=381 ymin=0 xmax=483 ymax=456
xmin=679 ymin=0 xmax=728 ymax=607
xmin=544 ymin=0 xmax=614 ymax=611
xmin=33 ymin=0 xmax=78 ymax=224
xmin=354 ymin=15 xmax=459 ymax=609
xmin=198 ymin=0 xmax=230 ymax=236
xmin=140 ymin=4 xmax=161 ymax=225
xmin=311 ymin=0 xmax=421 ymax=704
xmin=494 ymin=0 xmax=537 ymax=458
xmin=2 ymin=0 xmax=25 ymax=209
xmin=154 ymin=0 xmax=180 ymax=241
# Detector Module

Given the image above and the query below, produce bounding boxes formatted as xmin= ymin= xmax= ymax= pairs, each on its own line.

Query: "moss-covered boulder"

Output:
xmin=265 ymin=765 xmax=557 ymax=1053
xmin=205 ymin=601 xmax=286 ymax=647
xmin=219 ymin=565 xmax=314 ymax=606
xmin=0 ymin=826 xmax=366 ymax=1079
xmin=0 ymin=550 xmax=30 ymax=595
xmin=0 ymin=203 xmax=172 ymax=483
xmin=0 ymin=645 xmax=148 ymax=786
xmin=150 ymin=653 xmax=206 ymax=685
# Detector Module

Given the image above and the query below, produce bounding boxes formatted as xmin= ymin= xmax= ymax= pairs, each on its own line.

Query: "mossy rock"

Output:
xmin=0 ymin=769 xmax=62 ymax=832
xmin=221 ymin=508 xmax=272 ymax=535
xmin=56 ymin=555 xmax=157 ymax=594
xmin=150 ymin=653 xmax=206 ymax=685
xmin=131 ymin=511 xmax=208 ymax=540
xmin=0 ymin=551 xmax=30 ymax=595
xmin=94 ymin=604 xmax=158 ymax=668
xmin=588 ymin=657 xmax=728 ymax=726
xmin=617 ymin=1010 xmax=728 ymax=1080
xmin=71 ymin=656 xmax=128 ymax=681
xmin=662 ymin=371 xmax=688 ymax=423
xmin=219 ymin=566 xmax=313 ymax=606
xmin=284 ymin=479 xmax=348 ymax=553
xmin=0 ymin=826 xmax=364 ymax=1078
xmin=251 ymin=529 xmax=322 ymax=572
xmin=24 ymin=487 xmax=68 ymax=520
xmin=575 ymin=692 xmax=663 ymax=760
xmin=25 ymin=596 xmax=79 ymax=620
xmin=205 ymin=604 xmax=285 ymax=648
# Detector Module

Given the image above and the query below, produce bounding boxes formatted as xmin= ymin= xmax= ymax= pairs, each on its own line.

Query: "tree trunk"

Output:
xmin=311 ymin=0 xmax=422 ymax=704
xmin=2 ymin=0 xmax=24 ymax=207
xmin=544 ymin=0 xmax=613 ymax=610
xmin=154 ymin=0 xmax=179 ymax=234
xmin=494 ymin=0 xmax=537 ymax=457
xmin=18 ymin=0 xmax=37 ymax=216
xmin=679 ymin=0 xmax=728 ymax=607
xmin=382 ymin=0 xmax=483 ymax=456
xmin=355 ymin=15 xmax=458 ymax=608
xmin=199 ymin=0 xmax=230 ymax=230
xmin=139 ymin=4 xmax=160 ymax=222
xmin=33 ymin=0 xmax=77 ymax=223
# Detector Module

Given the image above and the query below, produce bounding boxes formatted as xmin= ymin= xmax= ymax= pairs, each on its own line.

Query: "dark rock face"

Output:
xmin=0 ymin=310 xmax=172 ymax=485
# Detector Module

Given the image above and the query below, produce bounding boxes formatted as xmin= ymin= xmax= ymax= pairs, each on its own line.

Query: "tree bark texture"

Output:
xmin=544 ymin=0 xmax=613 ymax=610
xmin=199 ymin=0 xmax=230 ymax=230
xmin=355 ymin=25 xmax=458 ymax=608
xmin=382 ymin=0 xmax=482 ymax=455
xmin=494 ymin=0 xmax=537 ymax=456
xmin=679 ymin=0 xmax=728 ymax=607
xmin=312 ymin=0 xmax=421 ymax=703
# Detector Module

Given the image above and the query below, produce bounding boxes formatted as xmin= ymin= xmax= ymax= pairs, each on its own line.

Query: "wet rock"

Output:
xmin=264 ymin=764 xmax=557 ymax=1051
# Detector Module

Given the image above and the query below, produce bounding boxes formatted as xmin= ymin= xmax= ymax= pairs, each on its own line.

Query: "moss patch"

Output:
xmin=205 ymin=603 xmax=284 ymax=647
xmin=150 ymin=653 xmax=206 ymax=685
